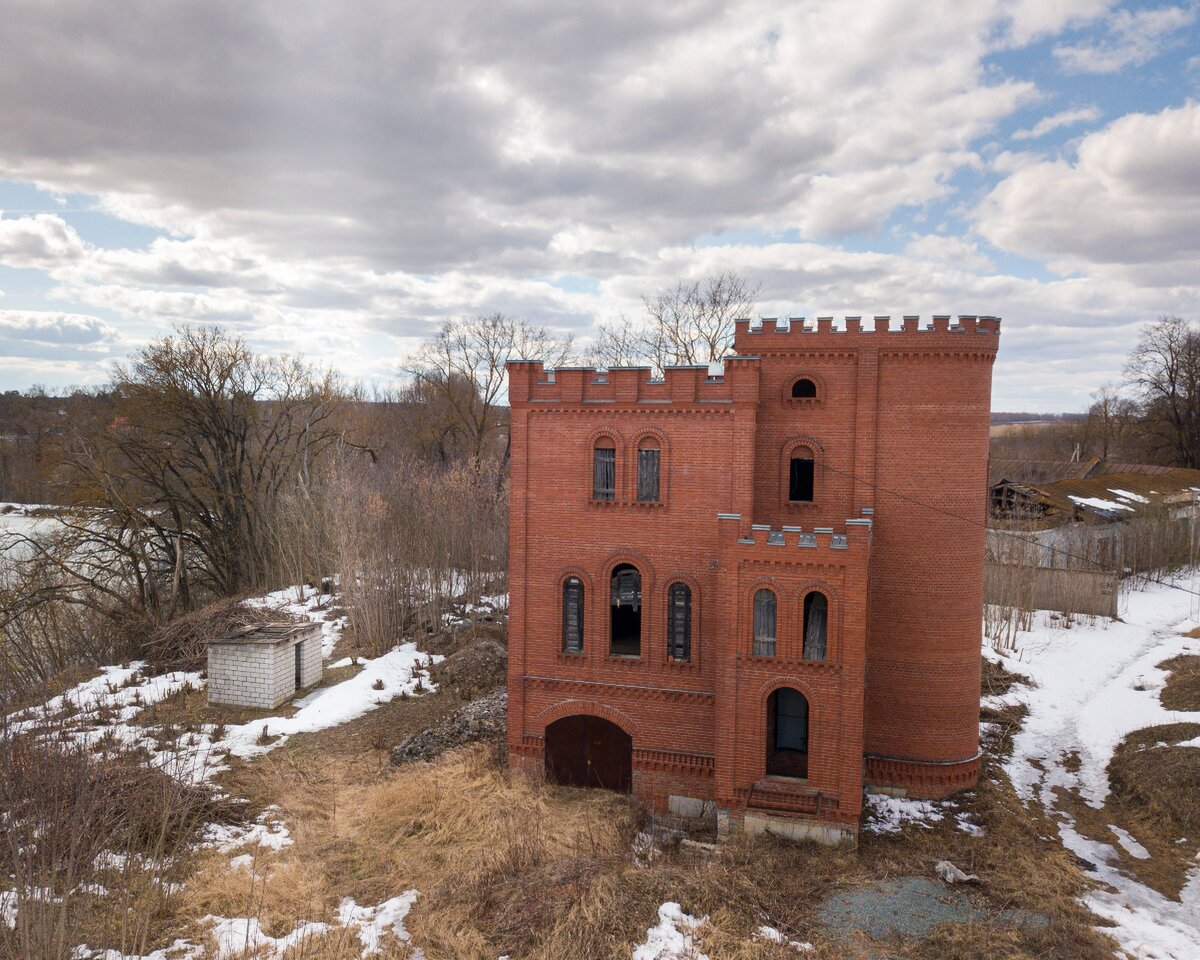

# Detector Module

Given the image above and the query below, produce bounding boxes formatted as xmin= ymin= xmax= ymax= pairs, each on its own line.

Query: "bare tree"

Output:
xmin=590 ymin=271 xmax=760 ymax=370
xmin=402 ymin=313 xmax=572 ymax=465
xmin=1126 ymin=315 xmax=1200 ymax=468
xmin=1086 ymin=382 xmax=1139 ymax=461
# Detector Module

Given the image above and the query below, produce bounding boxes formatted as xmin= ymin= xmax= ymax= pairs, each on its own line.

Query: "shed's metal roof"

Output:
xmin=209 ymin=621 xmax=321 ymax=646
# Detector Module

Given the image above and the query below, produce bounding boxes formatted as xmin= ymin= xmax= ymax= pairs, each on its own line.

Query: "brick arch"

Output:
xmin=780 ymin=370 xmax=826 ymax=404
xmin=781 ymin=434 xmax=824 ymax=456
xmin=601 ymin=550 xmax=656 ymax=593
xmin=536 ymin=698 xmax=642 ymax=743
xmin=586 ymin=426 xmax=625 ymax=447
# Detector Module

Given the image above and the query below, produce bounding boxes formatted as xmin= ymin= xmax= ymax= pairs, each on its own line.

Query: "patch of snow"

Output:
xmin=991 ymin=575 xmax=1200 ymax=958
xmin=955 ymin=812 xmax=985 ymax=837
xmin=1109 ymin=488 xmax=1151 ymax=504
xmin=1 ymin=889 xmax=15 ymax=929
xmin=72 ymin=939 xmax=202 ymax=959
xmin=228 ymin=854 xmax=255 ymax=872
xmin=1068 ymin=495 xmax=1134 ymax=512
xmin=753 ymin=924 xmax=812 ymax=951
xmin=862 ymin=794 xmax=945 ymax=834
xmin=1109 ymin=825 xmax=1151 ymax=860
xmin=633 ymin=902 xmax=708 ymax=960
xmin=204 ymin=808 xmax=293 ymax=853
xmin=337 ymin=892 xmax=421 ymax=956
xmin=206 ymin=915 xmax=330 ymax=960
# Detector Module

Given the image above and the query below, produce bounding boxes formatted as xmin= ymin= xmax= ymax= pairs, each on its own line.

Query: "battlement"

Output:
xmin=508 ymin=357 xmax=761 ymax=406
xmin=717 ymin=515 xmax=873 ymax=558
xmin=732 ymin=314 xmax=1001 ymax=352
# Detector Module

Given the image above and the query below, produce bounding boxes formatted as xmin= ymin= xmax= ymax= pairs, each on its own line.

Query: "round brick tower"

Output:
xmin=863 ymin=318 xmax=999 ymax=796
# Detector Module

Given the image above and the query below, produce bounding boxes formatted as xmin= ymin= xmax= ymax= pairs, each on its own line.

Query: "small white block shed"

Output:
xmin=207 ymin=622 xmax=323 ymax=709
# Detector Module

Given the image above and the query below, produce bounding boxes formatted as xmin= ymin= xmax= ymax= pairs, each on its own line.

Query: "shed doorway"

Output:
xmin=545 ymin=715 xmax=632 ymax=793
xmin=766 ymin=688 xmax=809 ymax=779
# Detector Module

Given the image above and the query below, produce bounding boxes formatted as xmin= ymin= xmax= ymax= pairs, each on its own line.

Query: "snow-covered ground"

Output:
xmin=986 ymin=576 xmax=1200 ymax=960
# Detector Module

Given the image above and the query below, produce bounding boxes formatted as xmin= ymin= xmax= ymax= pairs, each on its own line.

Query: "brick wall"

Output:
xmin=507 ymin=316 xmax=999 ymax=828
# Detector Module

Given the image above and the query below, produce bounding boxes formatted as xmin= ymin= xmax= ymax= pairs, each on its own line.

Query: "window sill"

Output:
xmin=785 ymin=398 xmax=820 ymax=408
xmin=632 ymin=500 xmax=664 ymax=509
xmin=784 ymin=501 xmax=819 ymax=511
xmin=588 ymin=498 xmax=620 ymax=506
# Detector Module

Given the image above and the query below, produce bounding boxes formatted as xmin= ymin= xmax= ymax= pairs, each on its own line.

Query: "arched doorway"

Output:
xmin=766 ymin=688 xmax=809 ymax=778
xmin=545 ymin=715 xmax=632 ymax=793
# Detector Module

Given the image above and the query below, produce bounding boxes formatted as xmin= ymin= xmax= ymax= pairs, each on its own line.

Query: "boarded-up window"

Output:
xmin=668 ymin=582 xmax=691 ymax=661
xmin=802 ymin=591 xmax=827 ymax=661
xmin=593 ymin=445 xmax=616 ymax=500
xmin=637 ymin=441 xmax=660 ymax=502
xmin=563 ymin=577 xmax=584 ymax=652
xmin=789 ymin=455 xmax=815 ymax=502
xmin=753 ymin=589 xmax=776 ymax=656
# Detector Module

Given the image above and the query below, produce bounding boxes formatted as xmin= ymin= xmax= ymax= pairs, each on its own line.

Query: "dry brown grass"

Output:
xmin=1157 ymin=654 xmax=1200 ymax=711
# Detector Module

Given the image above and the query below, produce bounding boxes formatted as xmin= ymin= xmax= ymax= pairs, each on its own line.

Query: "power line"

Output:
xmin=816 ymin=459 xmax=1200 ymax=602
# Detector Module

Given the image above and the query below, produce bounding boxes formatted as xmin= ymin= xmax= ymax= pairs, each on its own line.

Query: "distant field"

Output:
xmin=990 ymin=420 xmax=1061 ymax=437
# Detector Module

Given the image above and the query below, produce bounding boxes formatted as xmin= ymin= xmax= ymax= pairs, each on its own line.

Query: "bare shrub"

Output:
xmin=0 ymin=720 xmax=243 ymax=959
xmin=329 ymin=456 xmax=506 ymax=657
xmin=143 ymin=596 xmax=303 ymax=671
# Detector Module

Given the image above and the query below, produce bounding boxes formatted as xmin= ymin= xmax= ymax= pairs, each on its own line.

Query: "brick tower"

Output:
xmin=506 ymin=315 xmax=1000 ymax=842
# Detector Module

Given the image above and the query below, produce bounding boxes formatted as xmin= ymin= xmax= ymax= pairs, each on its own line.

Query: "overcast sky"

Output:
xmin=0 ymin=0 xmax=1197 ymax=409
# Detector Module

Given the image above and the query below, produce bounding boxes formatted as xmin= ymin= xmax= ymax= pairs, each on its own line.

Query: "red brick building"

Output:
xmin=506 ymin=315 xmax=1000 ymax=842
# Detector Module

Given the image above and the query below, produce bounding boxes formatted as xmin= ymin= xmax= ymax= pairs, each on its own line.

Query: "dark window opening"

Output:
xmin=753 ymin=589 xmax=776 ymax=656
xmin=610 ymin=564 xmax=641 ymax=656
xmin=766 ymin=687 xmax=809 ymax=778
xmin=593 ymin=445 xmax=616 ymax=500
xmin=789 ymin=456 xmax=815 ymax=502
xmin=667 ymin=582 xmax=691 ymax=661
xmin=791 ymin=378 xmax=817 ymax=399
xmin=563 ymin=577 xmax=584 ymax=652
xmin=294 ymin=641 xmax=303 ymax=688
xmin=637 ymin=443 xmax=660 ymax=502
xmin=802 ymin=592 xmax=827 ymax=661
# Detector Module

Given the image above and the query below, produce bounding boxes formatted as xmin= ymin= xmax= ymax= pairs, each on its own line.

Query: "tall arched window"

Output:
xmin=803 ymin=591 xmax=827 ymax=661
xmin=753 ymin=589 xmax=776 ymax=657
xmin=789 ymin=451 xmax=815 ymax=502
xmin=667 ymin=582 xmax=691 ymax=661
xmin=593 ymin=440 xmax=616 ymax=500
xmin=637 ymin=438 xmax=660 ymax=502
xmin=562 ymin=577 xmax=584 ymax=653
xmin=610 ymin=564 xmax=641 ymax=656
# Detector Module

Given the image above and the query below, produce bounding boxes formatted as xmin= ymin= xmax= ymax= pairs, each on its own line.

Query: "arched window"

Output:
xmin=562 ymin=577 xmax=584 ymax=653
xmin=667 ymin=582 xmax=691 ymax=661
xmin=791 ymin=378 xmax=817 ymax=399
xmin=789 ymin=452 xmax=815 ymax=502
xmin=802 ymin=592 xmax=827 ymax=661
xmin=593 ymin=440 xmax=616 ymax=500
xmin=752 ymin=589 xmax=776 ymax=656
xmin=637 ymin=438 xmax=660 ymax=502
xmin=610 ymin=564 xmax=641 ymax=656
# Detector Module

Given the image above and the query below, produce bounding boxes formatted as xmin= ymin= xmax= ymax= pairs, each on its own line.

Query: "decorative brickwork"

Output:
xmin=507 ymin=316 xmax=999 ymax=836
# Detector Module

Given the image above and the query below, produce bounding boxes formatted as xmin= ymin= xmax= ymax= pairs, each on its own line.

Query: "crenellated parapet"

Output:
xmin=508 ymin=357 xmax=762 ymax=406
xmin=732 ymin=315 xmax=1001 ymax=358
xmin=717 ymin=514 xmax=873 ymax=565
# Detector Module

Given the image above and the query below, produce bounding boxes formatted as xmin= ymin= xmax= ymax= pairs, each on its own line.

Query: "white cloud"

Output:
xmin=1012 ymin=106 xmax=1102 ymax=140
xmin=978 ymin=101 xmax=1200 ymax=283
xmin=1053 ymin=5 xmax=1195 ymax=74
xmin=0 ymin=214 xmax=87 ymax=267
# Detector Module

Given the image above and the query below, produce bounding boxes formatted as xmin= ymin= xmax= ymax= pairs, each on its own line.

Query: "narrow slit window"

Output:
xmin=667 ymin=582 xmax=691 ymax=661
xmin=753 ymin=589 xmax=776 ymax=657
xmin=637 ymin=440 xmax=660 ymax=502
xmin=593 ymin=444 xmax=616 ymax=500
xmin=789 ymin=455 xmax=815 ymax=502
xmin=563 ymin=577 xmax=584 ymax=652
xmin=802 ymin=592 xmax=827 ymax=661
